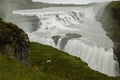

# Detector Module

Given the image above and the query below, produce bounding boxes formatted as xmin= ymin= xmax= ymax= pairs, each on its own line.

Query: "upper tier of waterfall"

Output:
xmin=13 ymin=7 xmax=113 ymax=48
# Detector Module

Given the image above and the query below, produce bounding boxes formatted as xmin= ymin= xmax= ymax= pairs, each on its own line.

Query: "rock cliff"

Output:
xmin=100 ymin=1 xmax=120 ymax=70
xmin=0 ymin=19 xmax=30 ymax=63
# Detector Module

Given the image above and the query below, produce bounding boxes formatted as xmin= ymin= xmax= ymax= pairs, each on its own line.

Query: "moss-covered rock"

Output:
xmin=0 ymin=19 xmax=30 ymax=63
xmin=100 ymin=1 xmax=120 ymax=70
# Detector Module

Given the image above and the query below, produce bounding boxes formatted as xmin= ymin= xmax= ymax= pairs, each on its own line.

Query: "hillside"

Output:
xmin=0 ymin=42 xmax=120 ymax=80
xmin=0 ymin=54 xmax=61 ymax=80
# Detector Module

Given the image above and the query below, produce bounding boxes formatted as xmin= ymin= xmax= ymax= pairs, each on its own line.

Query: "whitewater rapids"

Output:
xmin=13 ymin=6 xmax=119 ymax=76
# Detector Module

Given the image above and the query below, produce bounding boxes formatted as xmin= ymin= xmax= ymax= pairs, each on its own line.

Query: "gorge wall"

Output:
xmin=100 ymin=1 xmax=120 ymax=73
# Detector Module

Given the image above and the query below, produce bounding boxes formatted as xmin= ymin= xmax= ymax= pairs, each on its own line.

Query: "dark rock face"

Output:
xmin=0 ymin=19 xmax=30 ymax=63
xmin=52 ymin=33 xmax=81 ymax=50
xmin=52 ymin=35 xmax=61 ymax=46
xmin=66 ymin=33 xmax=82 ymax=38
xmin=100 ymin=1 xmax=120 ymax=69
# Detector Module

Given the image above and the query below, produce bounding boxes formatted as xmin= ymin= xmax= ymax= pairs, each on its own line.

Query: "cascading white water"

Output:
xmin=13 ymin=4 xmax=119 ymax=76
xmin=63 ymin=38 xmax=119 ymax=76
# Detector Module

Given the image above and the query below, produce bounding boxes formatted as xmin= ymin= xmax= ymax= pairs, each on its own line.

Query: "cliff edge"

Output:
xmin=0 ymin=18 xmax=30 ymax=63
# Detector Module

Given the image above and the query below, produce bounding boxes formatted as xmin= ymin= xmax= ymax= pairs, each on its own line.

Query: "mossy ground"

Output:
xmin=0 ymin=53 xmax=63 ymax=80
xmin=108 ymin=1 xmax=120 ymax=9
xmin=1 ymin=42 xmax=120 ymax=80
xmin=30 ymin=42 xmax=120 ymax=80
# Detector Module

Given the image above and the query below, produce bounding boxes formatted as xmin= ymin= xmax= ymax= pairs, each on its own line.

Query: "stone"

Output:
xmin=0 ymin=19 xmax=30 ymax=64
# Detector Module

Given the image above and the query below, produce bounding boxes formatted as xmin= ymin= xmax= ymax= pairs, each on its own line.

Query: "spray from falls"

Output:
xmin=13 ymin=4 xmax=119 ymax=76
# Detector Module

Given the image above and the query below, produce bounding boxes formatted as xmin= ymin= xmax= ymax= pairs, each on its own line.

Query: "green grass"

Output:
xmin=0 ymin=55 xmax=63 ymax=80
xmin=30 ymin=42 xmax=120 ymax=80
xmin=108 ymin=1 xmax=120 ymax=9
xmin=0 ymin=42 xmax=120 ymax=80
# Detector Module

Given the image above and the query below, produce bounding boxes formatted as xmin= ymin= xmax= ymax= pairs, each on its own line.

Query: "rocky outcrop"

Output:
xmin=0 ymin=19 xmax=30 ymax=63
xmin=100 ymin=1 xmax=120 ymax=69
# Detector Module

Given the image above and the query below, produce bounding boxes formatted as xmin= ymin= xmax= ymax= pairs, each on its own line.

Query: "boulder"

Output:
xmin=0 ymin=19 xmax=30 ymax=63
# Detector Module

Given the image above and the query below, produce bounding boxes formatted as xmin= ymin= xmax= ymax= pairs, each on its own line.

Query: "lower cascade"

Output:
xmin=13 ymin=5 xmax=119 ymax=76
xmin=63 ymin=39 xmax=119 ymax=76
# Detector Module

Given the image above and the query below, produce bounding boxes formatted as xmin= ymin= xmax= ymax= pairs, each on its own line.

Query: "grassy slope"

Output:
xmin=0 ymin=55 xmax=62 ymax=80
xmin=108 ymin=1 xmax=120 ymax=9
xmin=30 ymin=42 xmax=120 ymax=80
xmin=0 ymin=42 xmax=120 ymax=80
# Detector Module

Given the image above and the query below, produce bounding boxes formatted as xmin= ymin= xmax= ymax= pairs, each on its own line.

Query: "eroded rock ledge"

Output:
xmin=0 ymin=19 xmax=30 ymax=63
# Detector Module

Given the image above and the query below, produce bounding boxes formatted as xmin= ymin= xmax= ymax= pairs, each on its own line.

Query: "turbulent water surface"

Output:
xmin=13 ymin=5 xmax=119 ymax=76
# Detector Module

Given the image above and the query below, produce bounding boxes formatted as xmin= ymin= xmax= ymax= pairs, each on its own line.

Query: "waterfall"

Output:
xmin=63 ymin=38 xmax=118 ymax=76
xmin=13 ymin=4 xmax=119 ymax=76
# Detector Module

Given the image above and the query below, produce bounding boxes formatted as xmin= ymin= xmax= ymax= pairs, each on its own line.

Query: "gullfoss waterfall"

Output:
xmin=13 ymin=5 xmax=119 ymax=76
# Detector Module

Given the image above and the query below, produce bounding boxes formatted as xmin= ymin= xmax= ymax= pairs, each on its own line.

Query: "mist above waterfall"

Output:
xmin=0 ymin=0 xmax=39 ymax=32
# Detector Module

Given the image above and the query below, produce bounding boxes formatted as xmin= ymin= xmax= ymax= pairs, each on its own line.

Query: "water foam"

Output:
xmin=13 ymin=6 xmax=119 ymax=76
